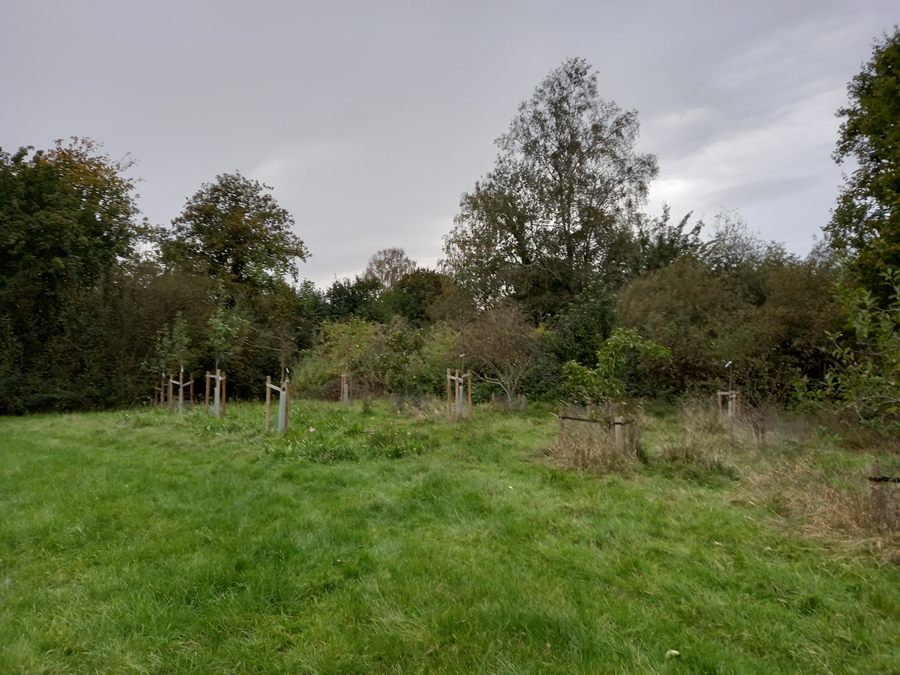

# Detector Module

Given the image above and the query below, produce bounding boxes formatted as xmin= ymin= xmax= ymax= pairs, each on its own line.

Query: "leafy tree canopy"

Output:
xmin=363 ymin=247 xmax=417 ymax=289
xmin=620 ymin=248 xmax=841 ymax=401
xmin=443 ymin=57 xmax=659 ymax=317
xmin=629 ymin=204 xmax=702 ymax=277
xmin=463 ymin=304 xmax=545 ymax=399
xmin=379 ymin=268 xmax=448 ymax=326
xmin=162 ymin=172 xmax=307 ymax=290
xmin=549 ymin=279 xmax=616 ymax=366
xmin=826 ymin=27 xmax=900 ymax=303
xmin=1 ymin=137 xmax=140 ymax=294
xmin=324 ymin=276 xmax=382 ymax=321
xmin=564 ymin=328 xmax=670 ymax=405
xmin=822 ymin=268 xmax=900 ymax=428
xmin=0 ymin=138 xmax=142 ymax=412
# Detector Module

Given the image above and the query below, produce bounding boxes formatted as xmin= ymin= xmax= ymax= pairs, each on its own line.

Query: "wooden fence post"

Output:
xmin=168 ymin=374 xmax=174 ymax=411
xmin=614 ymin=416 xmax=624 ymax=452
xmin=341 ymin=373 xmax=350 ymax=406
xmin=205 ymin=371 xmax=210 ymax=414
xmin=868 ymin=461 xmax=900 ymax=531
xmin=266 ymin=375 xmax=272 ymax=432
xmin=214 ymin=368 xmax=220 ymax=418
xmin=446 ymin=368 xmax=451 ymax=421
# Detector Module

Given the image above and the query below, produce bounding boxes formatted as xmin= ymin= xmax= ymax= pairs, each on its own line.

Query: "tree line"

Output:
xmin=2 ymin=32 xmax=899 ymax=425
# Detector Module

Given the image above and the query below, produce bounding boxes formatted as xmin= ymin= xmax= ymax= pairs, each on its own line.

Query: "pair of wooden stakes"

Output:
xmin=447 ymin=369 xmax=473 ymax=421
xmin=155 ymin=371 xmax=194 ymax=412
xmin=154 ymin=369 xmax=227 ymax=417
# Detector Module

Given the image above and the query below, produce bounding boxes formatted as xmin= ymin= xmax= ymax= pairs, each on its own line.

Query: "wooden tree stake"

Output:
xmin=614 ymin=416 xmax=624 ymax=452
xmin=455 ymin=369 xmax=460 ymax=420
xmin=284 ymin=378 xmax=290 ymax=431
xmin=265 ymin=375 xmax=272 ymax=433
xmin=214 ymin=368 xmax=220 ymax=418
xmin=446 ymin=368 xmax=451 ymax=421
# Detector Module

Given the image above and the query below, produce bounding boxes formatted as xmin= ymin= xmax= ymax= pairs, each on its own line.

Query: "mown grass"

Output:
xmin=1 ymin=399 xmax=899 ymax=674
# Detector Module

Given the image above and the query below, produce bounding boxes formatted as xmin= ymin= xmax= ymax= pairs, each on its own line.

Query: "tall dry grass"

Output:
xmin=549 ymin=398 xmax=900 ymax=562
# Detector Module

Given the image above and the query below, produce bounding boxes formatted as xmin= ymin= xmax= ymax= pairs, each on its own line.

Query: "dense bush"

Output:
xmin=619 ymin=251 xmax=841 ymax=402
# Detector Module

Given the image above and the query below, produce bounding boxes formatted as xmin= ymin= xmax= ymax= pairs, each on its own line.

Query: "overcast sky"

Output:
xmin=2 ymin=1 xmax=897 ymax=287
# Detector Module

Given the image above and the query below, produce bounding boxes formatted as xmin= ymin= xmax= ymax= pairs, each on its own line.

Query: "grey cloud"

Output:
xmin=2 ymin=0 xmax=896 ymax=287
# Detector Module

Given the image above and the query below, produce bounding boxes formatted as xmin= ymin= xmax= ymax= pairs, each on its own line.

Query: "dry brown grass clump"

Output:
xmin=389 ymin=393 xmax=446 ymax=419
xmin=727 ymin=444 xmax=900 ymax=570
xmin=868 ymin=462 xmax=900 ymax=532
xmin=549 ymin=406 xmax=643 ymax=473
xmin=654 ymin=402 xmax=740 ymax=475
xmin=737 ymin=457 xmax=900 ymax=564
xmin=548 ymin=399 xmax=900 ymax=562
xmin=549 ymin=436 xmax=635 ymax=473
xmin=740 ymin=457 xmax=870 ymax=537
xmin=654 ymin=402 xmax=900 ymax=559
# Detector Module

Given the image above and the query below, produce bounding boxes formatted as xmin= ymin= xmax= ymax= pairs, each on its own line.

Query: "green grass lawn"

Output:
xmin=1 ymin=400 xmax=899 ymax=674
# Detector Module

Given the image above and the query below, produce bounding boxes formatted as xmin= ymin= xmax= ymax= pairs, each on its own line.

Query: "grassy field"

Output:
xmin=1 ymin=399 xmax=899 ymax=674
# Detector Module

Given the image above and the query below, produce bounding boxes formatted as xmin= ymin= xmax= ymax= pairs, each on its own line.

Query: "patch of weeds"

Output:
xmin=190 ymin=419 xmax=249 ymax=441
xmin=367 ymin=426 xmax=434 ymax=459
xmin=342 ymin=420 xmax=367 ymax=436
xmin=814 ymin=425 xmax=843 ymax=446
xmin=388 ymin=394 xmax=445 ymax=421
xmin=323 ymin=412 xmax=354 ymax=431
xmin=263 ymin=437 xmax=358 ymax=463
xmin=655 ymin=439 xmax=739 ymax=484
xmin=548 ymin=437 xmax=636 ymax=475
xmin=634 ymin=439 xmax=650 ymax=465
xmin=654 ymin=402 xmax=739 ymax=485
xmin=742 ymin=456 xmax=870 ymax=536
xmin=301 ymin=440 xmax=358 ymax=463
xmin=262 ymin=438 xmax=299 ymax=459
xmin=181 ymin=406 xmax=266 ymax=446
xmin=118 ymin=409 xmax=170 ymax=429
xmin=549 ymin=412 xmax=644 ymax=475
xmin=655 ymin=456 xmax=739 ymax=486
